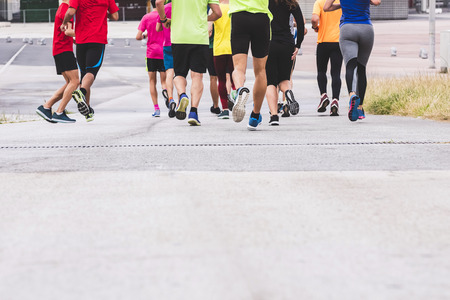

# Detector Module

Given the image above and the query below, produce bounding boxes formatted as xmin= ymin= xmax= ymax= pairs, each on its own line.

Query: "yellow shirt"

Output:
xmin=312 ymin=0 xmax=341 ymax=43
xmin=213 ymin=3 xmax=232 ymax=56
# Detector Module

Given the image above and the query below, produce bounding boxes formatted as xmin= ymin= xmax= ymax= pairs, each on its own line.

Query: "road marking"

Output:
xmin=0 ymin=44 xmax=27 ymax=76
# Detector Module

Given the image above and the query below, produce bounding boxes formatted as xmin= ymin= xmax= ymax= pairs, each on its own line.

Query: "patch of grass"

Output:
xmin=365 ymin=74 xmax=450 ymax=121
xmin=0 ymin=113 xmax=39 ymax=124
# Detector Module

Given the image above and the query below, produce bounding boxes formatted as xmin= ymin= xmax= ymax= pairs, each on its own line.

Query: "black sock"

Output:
xmin=251 ymin=111 xmax=260 ymax=120
xmin=80 ymin=88 xmax=87 ymax=96
xmin=190 ymin=107 xmax=197 ymax=113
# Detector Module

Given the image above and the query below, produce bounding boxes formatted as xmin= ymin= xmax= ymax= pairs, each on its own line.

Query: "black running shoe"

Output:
xmin=162 ymin=89 xmax=169 ymax=109
xmin=281 ymin=104 xmax=290 ymax=117
xmin=168 ymin=99 xmax=176 ymax=118
xmin=227 ymin=94 xmax=234 ymax=111
xmin=285 ymin=90 xmax=299 ymax=115
xmin=269 ymin=115 xmax=279 ymax=126
xmin=210 ymin=106 xmax=221 ymax=114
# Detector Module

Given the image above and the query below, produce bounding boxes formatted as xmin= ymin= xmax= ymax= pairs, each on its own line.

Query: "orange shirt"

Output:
xmin=312 ymin=0 xmax=342 ymax=43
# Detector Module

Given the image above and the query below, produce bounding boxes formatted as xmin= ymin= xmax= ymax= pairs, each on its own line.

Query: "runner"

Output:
xmin=207 ymin=24 xmax=221 ymax=116
xmin=229 ymin=0 xmax=272 ymax=130
xmin=266 ymin=0 xmax=305 ymax=126
xmin=61 ymin=0 xmax=119 ymax=122
xmin=137 ymin=9 xmax=167 ymax=117
xmin=156 ymin=1 xmax=177 ymax=118
xmin=36 ymin=0 xmax=79 ymax=123
xmin=155 ymin=0 xmax=222 ymax=126
xmin=312 ymin=0 xmax=342 ymax=116
xmin=212 ymin=0 xmax=235 ymax=119
xmin=324 ymin=0 xmax=381 ymax=121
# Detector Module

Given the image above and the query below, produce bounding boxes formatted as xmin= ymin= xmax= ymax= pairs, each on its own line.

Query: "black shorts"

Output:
xmin=146 ymin=58 xmax=165 ymax=72
xmin=53 ymin=51 xmax=78 ymax=75
xmin=207 ymin=47 xmax=217 ymax=76
xmin=231 ymin=11 xmax=270 ymax=58
xmin=76 ymin=43 xmax=105 ymax=80
xmin=171 ymin=44 xmax=209 ymax=78
xmin=266 ymin=40 xmax=295 ymax=86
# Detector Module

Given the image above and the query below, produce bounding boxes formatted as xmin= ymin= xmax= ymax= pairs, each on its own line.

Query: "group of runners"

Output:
xmin=36 ymin=0 xmax=380 ymax=130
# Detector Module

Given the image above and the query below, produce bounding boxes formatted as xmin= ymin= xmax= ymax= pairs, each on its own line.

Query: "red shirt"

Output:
xmin=53 ymin=3 xmax=74 ymax=56
xmin=69 ymin=0 xmax=119 ymax=44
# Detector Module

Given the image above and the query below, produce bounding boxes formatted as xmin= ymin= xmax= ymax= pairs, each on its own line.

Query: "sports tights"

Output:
xmin=214 ymin=54 xmax=235 ymax=109
xmin=316 ymin=42 xmax=343 ymax=100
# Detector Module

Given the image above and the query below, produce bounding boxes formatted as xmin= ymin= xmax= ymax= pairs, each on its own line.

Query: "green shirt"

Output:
xmin=229 ymin=0 xmax=272 ymax=20
xmin=171 ymin=0 xmax=219 ymax=45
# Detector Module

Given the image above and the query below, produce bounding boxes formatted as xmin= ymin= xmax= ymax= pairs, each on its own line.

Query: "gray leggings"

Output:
xmin=339 ymin=24 xmax=374 ymax=103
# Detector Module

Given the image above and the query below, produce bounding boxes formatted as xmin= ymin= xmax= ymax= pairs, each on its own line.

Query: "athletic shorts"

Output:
xmin=231 ymin=11 xmax=270 ymax=58
xmin=146 ymin=58 xmax=165 ymax=72
xmin=53 ymin=51 xmax=78 ymax=75
xmin=207 ymin=47 xmax=217 ymax=76
xmin=163 ymin=46 xmax=174 ymax=70
xmin=171 ymin=44 xmax=208 ymax=78
xmin=266 ymin=40 xmax=295 ymax=86
xmin=76 ymin=43 xmax=105 ymax=80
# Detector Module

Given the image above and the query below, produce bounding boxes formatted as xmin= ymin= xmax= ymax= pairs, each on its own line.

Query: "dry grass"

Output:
xmin=0 ymin=113 xmax=40 ymax=124
xmin=365 ymin=73 xmax=450 ymax=121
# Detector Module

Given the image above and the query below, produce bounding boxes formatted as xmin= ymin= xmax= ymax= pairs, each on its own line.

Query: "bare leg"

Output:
xmin=278 ymin=80 xmax=291 ymax=94
xmin=80 ymin=73 xmax=95 ymax=105
xmin=165 ymin=68 xmax=175 ymax=99
xmin=266 ymin=85 xmax=278 ymax=116
xmin=252 ymin=56 xmax=268 ymax=114
xmin=55 ymin=69 xmax=80 ymax=113
xmin=190 ymin=71 xmax=204 ymax=108
xmin=160 ymin=71 xmax=167 ymax=90
xmin=148 ymin=71 xmax=158 ymax=106
xmin=210 ymin=75 xmax=219 ymax=108
xmin=174 ymin=75 xmax=187 ymax=99
xmin=45 ymin=83 xmax=67 ymax=109
xmin=232 ymin=53 xmax=247 ymax=89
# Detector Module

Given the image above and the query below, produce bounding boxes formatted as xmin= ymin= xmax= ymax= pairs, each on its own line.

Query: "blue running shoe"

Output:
xmin=52 ymin=111 xmax=76 ymax=123
xmin=168 ymin=99 xmax=176 ymax=118
xmin=358 ymin=107 xmax=366 ymax=120
xmin=152 ymin=109 xmax=160 ymax=117
xmin=187 ymin=111 xmax=201 ymax=126
xmin=348 ymin=95 xmax=360 ymax=122
xmin=36 ymin=105 xmax=56 ymax=123
xmin=176 ymin=94 xmax=189 ymax=120
xmin=247 ymin=114 xmax=262 ymax=131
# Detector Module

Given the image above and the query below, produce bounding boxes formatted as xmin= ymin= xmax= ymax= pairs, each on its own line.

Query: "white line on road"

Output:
xmin=0 ymin=44 xmax=27 ymax=76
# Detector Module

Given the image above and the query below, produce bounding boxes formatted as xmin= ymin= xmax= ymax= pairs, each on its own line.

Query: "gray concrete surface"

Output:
xmin=0 ymin=14 xmax=450 ymax=300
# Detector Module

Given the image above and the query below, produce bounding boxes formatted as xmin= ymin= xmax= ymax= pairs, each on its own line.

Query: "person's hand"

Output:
xmin=304 ymin=27 xmax=308 ymax=35
xmin=312 ymin=25 xmax=319 ymax=33
xmin=292 ymin=47 xmax=299 ymax=60
xmin=163 ymin=18 xmax=171 ymax=29
xmin=60 ymin=23 xmax=67 ymax=32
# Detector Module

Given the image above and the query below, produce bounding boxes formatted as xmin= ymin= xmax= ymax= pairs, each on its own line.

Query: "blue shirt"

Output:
xmin=340 ymin=0 xmax=372 ymax=26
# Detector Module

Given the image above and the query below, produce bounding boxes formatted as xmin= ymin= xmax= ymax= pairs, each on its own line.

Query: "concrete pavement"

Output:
xmin=1 ymin=14 xmax=450 ymax=300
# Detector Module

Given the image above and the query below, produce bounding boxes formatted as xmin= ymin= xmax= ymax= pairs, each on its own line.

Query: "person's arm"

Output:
xmin=107 ymin=0 xmax=119 ymax=21
xmin=136 ymin=30 xmax=146 ymax=40
xmin=156 ymin=0 xmax=171 ymax=28
xmin=291 ymin=4 xmax=304 ymax=60
xmin=61 ymin=7 xmax=76 ymax=32
xmin=311 ymin=14 xmax=319 ymax=32
xmin=156 ymin=21 xmax=163 ymax=32
xmin=108 ymin=11 xmax=119 ymax=21
xmin=64 ymin=22 xmax=75 ymax=37
xmin=323 ymin=0 xmax=341 ymax=11
xmin=207 ymin=3 xmax=222 ymax=22
xmin=370 ymin=0 xmax=381 ymax=6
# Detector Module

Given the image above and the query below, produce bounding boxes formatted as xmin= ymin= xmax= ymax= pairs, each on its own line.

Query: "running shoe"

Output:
xmin=285 ymin=90 xmax=299 ymax=115
xmin=317 ymin=94 xmax=330 ymax=113
xmin=348 ymin=95 xmax=361 ymax=122
xmin=218 ymin=110 xmax=229 ymax=119
xmin=277 ymin=102 xmax=283 ymax=114
xmin=176 ymin=94 xmax=189 ymax=120
xmin=162 ymin=89 xmax=169 ymax=108
xmin=210 ymin=106 xmax=221 ymax=114
xmin=269 ymin=114 xmax=279 ymax=126
xmin=72 ymin=90 xmax=90 ymax=116
xmin=281 ymin=104 xmax=290 ymax=117
xmin=247 ymin=114 xmax=262 ymax=131
xmin=152 ymin=109 xmax=161 ymax=117
xmin=227 ymin=89 xmax=237 ymax=111
xmin=358 ymin=107 xmax=366 ymax=119
xmin=187 ymin=111 xmax=201 ymax=126
xmin=85 ymin=106 xmax=94 ymax=122
xmin=330 ymin=99 xmax=339 ymax=116
xmin=168 ymin=99 xmax=176 ymax=118
xmin=36 ymin=105 xmax=55 ymax=123
xmin=232 ymin=87 xmax=250 ymax=123
xmin=52 ymin=111 xmax=76 ymax=123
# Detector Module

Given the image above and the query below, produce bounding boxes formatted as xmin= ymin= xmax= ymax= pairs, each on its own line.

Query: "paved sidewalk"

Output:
xmin=0 ymin=14 xmax=450 ymax=300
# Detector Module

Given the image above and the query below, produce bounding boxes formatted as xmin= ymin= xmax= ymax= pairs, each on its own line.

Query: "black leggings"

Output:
xmin=316 ymin=42 xmax=342 ymax=100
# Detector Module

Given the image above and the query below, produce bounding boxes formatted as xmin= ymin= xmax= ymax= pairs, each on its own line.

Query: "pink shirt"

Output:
xmin=138 ymin=11 xmax=164 ymax=59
